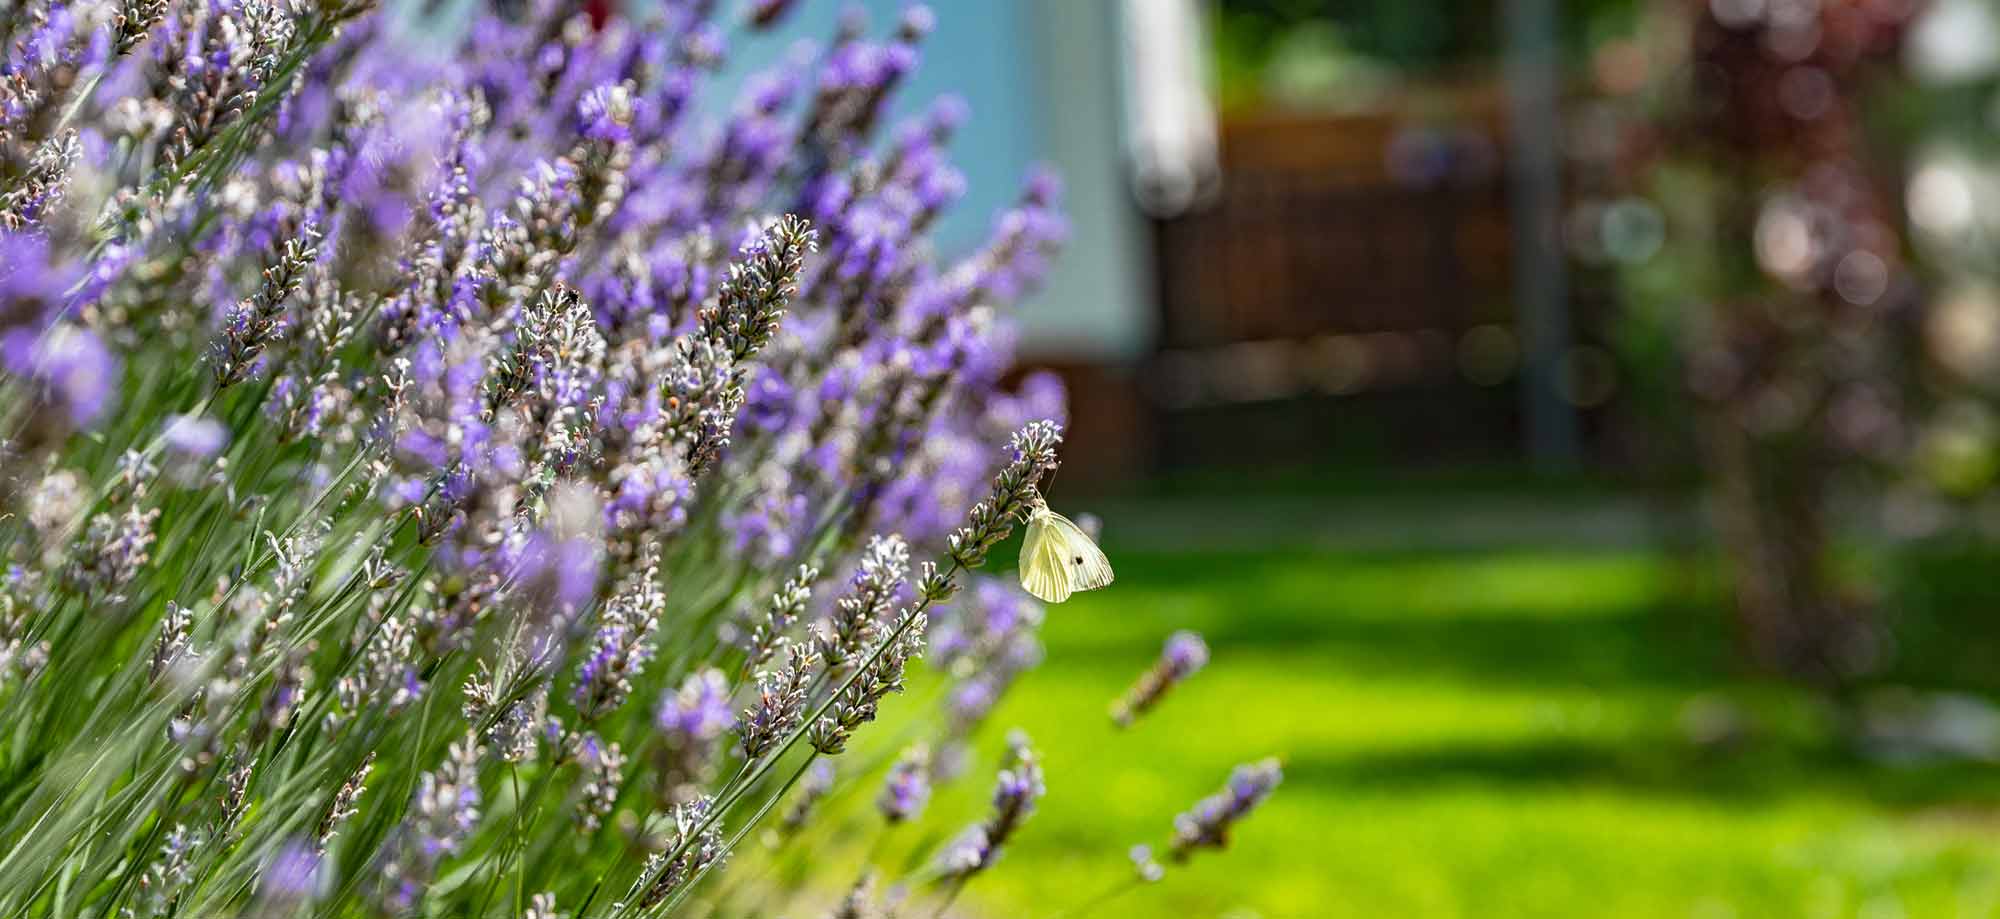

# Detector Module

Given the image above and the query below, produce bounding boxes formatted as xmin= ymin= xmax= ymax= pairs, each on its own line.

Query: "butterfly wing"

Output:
xmin=1047 ymin=511 xmax=1114 ymax=593
xmin=1018 ymin=513 xmax=1073 ymax=604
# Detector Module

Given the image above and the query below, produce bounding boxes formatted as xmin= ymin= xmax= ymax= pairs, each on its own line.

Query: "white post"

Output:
xmin=1504 ymin=0 xmax=1581 ymax=468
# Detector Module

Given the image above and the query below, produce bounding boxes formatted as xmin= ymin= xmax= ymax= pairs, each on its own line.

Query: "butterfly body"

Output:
xmin=1018 ymin=501 xmax=1113 ymax=603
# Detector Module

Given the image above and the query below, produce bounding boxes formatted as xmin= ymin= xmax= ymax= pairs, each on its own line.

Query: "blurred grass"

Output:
xmin=928 ymin=485 xmax=2000 ymax=919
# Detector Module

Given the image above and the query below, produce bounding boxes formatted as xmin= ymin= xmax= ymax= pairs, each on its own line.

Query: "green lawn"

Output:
xmin=923 ymin=502 xmax=2000 ymax=919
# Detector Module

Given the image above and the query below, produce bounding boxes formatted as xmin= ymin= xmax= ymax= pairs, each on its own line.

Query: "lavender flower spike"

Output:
xmin=1110 ymin=630 xmax=1208 ymax=727
xmin=877 ymin=743 xmax=931 ymax=824
xmin=1168 ymin=758 xmax=1283 ymax=862
xmin=937 ymin=735 xmax=1044 ymax=879
xmin=702 ymin=214 xmax=817 ymax=364
xmin=940 ymin=420 xmax=1063 ymax=582
xmin=623 ymin=796 xmax=727 ymax=909
xmin=211 ymin=231 xmax=320 ymax=388
xmin=738 ymin=641 xmax=816 ymax=759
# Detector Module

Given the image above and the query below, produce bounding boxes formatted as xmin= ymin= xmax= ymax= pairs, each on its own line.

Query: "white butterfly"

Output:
xmin=1018 ymin=499 xmax=1113 ymax=603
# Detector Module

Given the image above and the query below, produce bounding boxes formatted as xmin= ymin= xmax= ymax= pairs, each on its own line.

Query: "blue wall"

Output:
xmin=714 ymin=1 xmax=1152 ymax=360
xmin=711 ymin=1 xmax=1043 ymax=254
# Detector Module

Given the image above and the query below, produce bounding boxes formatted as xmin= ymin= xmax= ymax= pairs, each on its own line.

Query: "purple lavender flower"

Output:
xmin=257 ymin=840 xmax=323 ymax=905
xmin=2 ymin=322 xmax=117 ymax=427
xmin=380 ymin=737 xmax=483 ymax=910
xmin=1168 ymin=758 xmax=1283 ymax=862
xmin=578 ymin=83 xmax=638 ymax=144
xmin=1111 ymin=630 xmax=1209 ymax=727
xmin=1129 ymin=844 xmax=1165 ymax=883
xmin=933 ymin=576 xmax=1041 ymax=668
xmin=575 ymin=732 xmax=626 ymax=832
xmin=937 ymin=734 xmax=1043 ymax=879
xmin=0 ymin=2 xmax=1118 ymax=914
xmin=506 ymin=523 xmax=603 ymax=622
xmin=657 ymin=668 xmax=733 ymax=741
xmin=573 ymin=568 xmax=665 ymax=722
xmin=625 ymin=796 xmax=726 ymax=909
xmin=817 ymin=534 xmax=910 ymax=668
xmin=877 ymin=744 xmax=931 ymax=824
xmin=807 ymin=608 xmax=924 ymax=756
xmin=210 ymin=232 xmax=320 ymax=388
xmin=653 ymin=663 xmax=738 ymax=801
xmin=162 ymin=413 xmax=228 ymax=459
xmin=739 ymin=642 xmax=816 ymax=759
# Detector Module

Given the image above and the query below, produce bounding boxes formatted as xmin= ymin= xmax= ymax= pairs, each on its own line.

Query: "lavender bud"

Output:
xmin=151 ymin=602 xmax=194 ymax=680
xmin=523 ymin=892 xmax=563 ymax=919
xmin=578 ymin=84 xmax=637 ymax=144
xmin=737 ymin=641 xmax=815 ymax=759
xmin=218 ymin=755 xmax=256 ymax=829
xmin=380 ymin=736 xmax=483 ymax=908
xmin=817 ymin=534 xmax=908 ymax=668
xmin=113 ymin=0 xmax=170 ymax=54
xmin=625 ymin=796 xmax=726 ymax=909
xmin=745 ymin=563 xmax=817 ymax=669
xmin=946 ymin=421 xmax=1062 ymax=572
xmin=1111 ymin=631 xmax=1208 ymax=728
xmin=808 ymin=609 xmax=924 ymax=755
xmin=700 ymin=214 xmax=816 ymax=364
xmin=576 ymin=733 xmax=626 ymax=832
xmin=315 ymin=752 xmax=373 ymax=854
xmin=0 ymin=132 xmax=79 ymax=232
xmin=338 ymin=613 xmax=422 ymax=717
xmin=937 ymin=735 xmax=1043 ymax=879
xmin=830 ymin=870 xmax=879 ymax=919
xmin=1129 ymin=844 xmax=1164 ymax=883
xmin=572 ymin=565 xmax=665 ymax=722
xmin=658 ymin=335 xmax=744 ymax=473
xmin=1168 ymin=758 xmax=1282 ymax=863
xmin=877 ymin=744 xmax=931 ymax=824
xmin=490 ymin=699 xmax=546 ymax=763
xmin=488 ymin=283 xmax=601 ymax=421
xmin=72 ymin=503 xmax=160 ymax=602
xmin=211 ymin=232 xmax=320 ymax=389
xmin=132 ymin=825 xmax=203 ymax=918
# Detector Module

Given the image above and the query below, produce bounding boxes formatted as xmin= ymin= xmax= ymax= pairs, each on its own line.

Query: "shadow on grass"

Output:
xmin=1281 ymin=736 xmax=2000 ymax=811
xmin=1199 ymin=609 xmax=1735 ymax=690
xmin=1084 ymin=543 xmax=2000 ymax=814
xmin=1884 ymin=546 xmax=2000 ymax=697
xmin=1078 ymin=546 xmax=1738 ymax=690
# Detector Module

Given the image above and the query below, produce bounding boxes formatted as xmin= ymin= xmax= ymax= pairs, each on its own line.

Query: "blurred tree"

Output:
xmin=1614 ymin=0 xmax=1925 ymax=689
xmin=1211 ymin=0 xmax=1648 ymax=110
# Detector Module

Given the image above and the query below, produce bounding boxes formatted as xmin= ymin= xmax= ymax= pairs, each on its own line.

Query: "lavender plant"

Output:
xmin=0 ymin=2 xmax=1276 ymax=917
